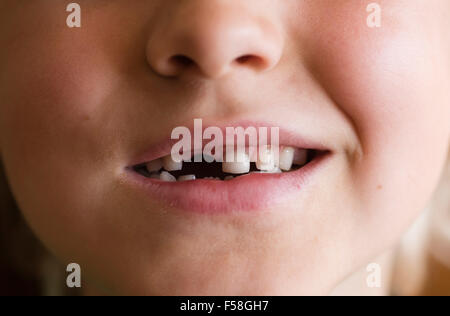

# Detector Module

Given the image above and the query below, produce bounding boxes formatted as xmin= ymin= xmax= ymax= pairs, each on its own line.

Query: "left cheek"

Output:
xmin=315 ymin=24 xmax=449 ymax=173
xmin=309 ymin=20 xmax=450 ymax=233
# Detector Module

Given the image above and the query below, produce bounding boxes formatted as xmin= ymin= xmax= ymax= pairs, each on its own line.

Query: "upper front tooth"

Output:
xmin=160 ymin=171 xmax=176 ymax=182
xmin=146 ymin=158 xmax=163 ymax=172
xmin=279 ymin=147 xmax=294 ymax=171
xmin=256 ymin=146 xmax=276 ymax=171
xmin=163 ymin=155 xmax=183 ymax=171
xmin=293 ymin=149 xmax=308 ymax=166
xmin=222 ymin=151 xmax=250 ymax=174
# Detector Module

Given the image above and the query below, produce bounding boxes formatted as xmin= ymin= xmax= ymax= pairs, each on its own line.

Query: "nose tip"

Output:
xmin=146 ymin=3 xmax=284 ymax=79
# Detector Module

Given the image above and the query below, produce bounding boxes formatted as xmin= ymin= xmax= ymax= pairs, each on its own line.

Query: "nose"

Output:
xmin=146 ymin=1 xmax=284 ymax=79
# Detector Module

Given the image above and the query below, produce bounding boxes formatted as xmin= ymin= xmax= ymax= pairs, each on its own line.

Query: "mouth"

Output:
xmin=124 ymin=123 xmax=333 ymax=214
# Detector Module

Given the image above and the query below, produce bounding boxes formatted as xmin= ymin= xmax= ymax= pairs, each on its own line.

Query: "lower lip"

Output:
xmin=124 ymin=152 xmax=332 ymax=214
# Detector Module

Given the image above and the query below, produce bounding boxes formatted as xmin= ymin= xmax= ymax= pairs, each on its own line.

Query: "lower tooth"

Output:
xmin=252 ymin=167 xmax=282 ymax=174
xmin=160 ymin=171 xmax=176 ymax=182
xmin=178 ymin=175 xmax=196 ymax=181
xmin=266 ymin=167 xmax=282 ymax=174
xmin=224 ymin=176 xmax=234 ymax=180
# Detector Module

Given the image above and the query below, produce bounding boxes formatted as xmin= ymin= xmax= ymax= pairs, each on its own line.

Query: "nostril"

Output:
xmin=158 ymin=55 xmax=196 ymax=77
xmin=234 ymin=54 xmax=266 ymax=70
xmin=170 ymin=55 xmax=195 ymax=67
xmin=236 ymin=55 xmax=254 ymax=64
xmin=160 ymin=52 xmax=271 ymax=78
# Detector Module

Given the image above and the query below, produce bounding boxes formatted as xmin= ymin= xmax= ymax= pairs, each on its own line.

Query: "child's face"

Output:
xmin=0 ymin=0 xmax=449 ymax=295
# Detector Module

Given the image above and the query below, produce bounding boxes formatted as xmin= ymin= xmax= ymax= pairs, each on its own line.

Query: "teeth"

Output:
xmin=279 ymin=147 xmax=294 ymax=171
xmin=141 ymin=147 xmax=310 ymax=181
xmin=256 ymin=146 xmax=276 ymax=171
xmin=178 ymin=175 xmax=196 ymax=181
xmin=146 ymin=158 xmax=163 ymax=172
xmin=162 ymin=155 xmax=183 ymax=171
xmin=222 ymin=151 xmax=250 ymax=174
xmin=266 ymin=167 xmax=282 ymax=174
xmin=252 ymin=167 xmax=282 ymax=174
xmin=160 ymin=171 xmax=176 ymax=182
xmin=293 ymin=149 xmax=308 ymax=166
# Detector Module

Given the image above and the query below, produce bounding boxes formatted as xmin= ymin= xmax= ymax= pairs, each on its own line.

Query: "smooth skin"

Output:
xmin=0 ymin=0 xmax=449 ymax=295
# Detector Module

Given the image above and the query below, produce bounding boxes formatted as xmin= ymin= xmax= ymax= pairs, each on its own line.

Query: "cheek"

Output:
xmin=309 ymin=1 xmax=449 ymax=155
xmin=322 ymin=31 xmax=449 ymax=157
xmin=309 ymin=6 xmax=449 ymax=240
xmin=0 ymin=1 xmax=154 ymax=174
xmin=0 ymin=44 xmax=109 ymax=176
xmin=0 ymin=11 xmax=123 ymax=247
xmin=0 ymin=0 xmax=133 ymax=167
xmin=0 ymin=39 xmax=128 ymax=270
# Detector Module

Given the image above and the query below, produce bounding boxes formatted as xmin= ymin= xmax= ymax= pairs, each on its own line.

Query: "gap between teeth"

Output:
xmin=142 ymin=146 xmax=310 ymax=182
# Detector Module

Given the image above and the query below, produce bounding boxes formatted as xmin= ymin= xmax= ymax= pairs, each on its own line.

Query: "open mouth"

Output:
xmin=123 ymin=123 xmax=333 ymax=213
xmin=132 ymin=146 xmax=320 ymax=182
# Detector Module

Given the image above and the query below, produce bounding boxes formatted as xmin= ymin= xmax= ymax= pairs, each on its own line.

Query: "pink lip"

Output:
xmin=123 ymin=120 xmax=332 ymax=214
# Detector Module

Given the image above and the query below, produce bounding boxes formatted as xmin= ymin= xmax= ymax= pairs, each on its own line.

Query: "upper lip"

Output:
xmin=128 ymin=119 xmax=332 ymax=167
